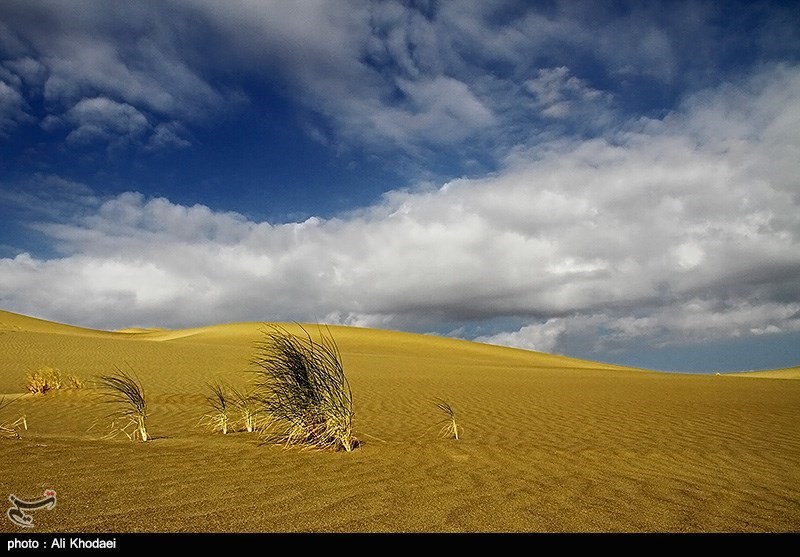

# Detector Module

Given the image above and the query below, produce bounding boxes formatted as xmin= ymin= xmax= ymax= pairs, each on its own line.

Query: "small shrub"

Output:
xmin=434 ymin=398 xmax=462 ymax=440
xmin=96 ymin=367 xmax=149 ymax=442
xmin=251 ymin=324 xmax=356 ymax=451
xmin=25 ymin=366 xmax=62 ymax=394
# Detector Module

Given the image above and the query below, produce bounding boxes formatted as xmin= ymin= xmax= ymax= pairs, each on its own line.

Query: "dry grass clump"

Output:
xmin=25 ymin=366 xmax=62 ymax=394
xmin=25 ymin=367 xmax=83 ymax=394
xmin=251 ymin=324 xmax=356 ymax=451
xmin=201 ymin=382 xmax=232 ymax=434
xmin=0 ymin=396 xmax=27 ymax=439
xmin=200 ymin=383 xmax=260 ymax=434
xmin=230 ymin=386 xmax=258 ymax=433
xmin=63 ymin=374 xmax=84 ymax=389
xmin=435 ymin=398 xmax=462 ymax=440
xmin=95 ymin=367 xmax=149 ymax=442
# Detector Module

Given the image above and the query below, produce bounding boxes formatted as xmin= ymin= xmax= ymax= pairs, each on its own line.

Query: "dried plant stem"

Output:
xmin=434 ymin=398 xmax=462 ymax=440
xmin=0 ymin=396 xmax=27 ymax=439
xmin=201 ymin=382 xmax=231 ymax=434
xmin=230 ymin=386 xmax=257 ymax=433
xmin=96 ymin=367 xmax=149 ymax=442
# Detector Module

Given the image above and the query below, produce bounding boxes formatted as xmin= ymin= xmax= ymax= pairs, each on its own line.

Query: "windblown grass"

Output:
xmin=251 ymin=324 xmax=356 ymax=451
xmin=230 ymin=386 xmax=258 ymax=433
xmin=95 ymin=367 xmax=149 ymax=442
xmin=434 ymin=398 xmax=462 ymax=440
xmin=201 ymin=382 xmax=231 ymax=434
xmin=0 ymin=395 xmax=27 ymax=439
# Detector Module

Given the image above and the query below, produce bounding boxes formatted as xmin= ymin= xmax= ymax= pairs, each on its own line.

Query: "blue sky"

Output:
xmin=1 ymin=0 xmax=799 ymax=372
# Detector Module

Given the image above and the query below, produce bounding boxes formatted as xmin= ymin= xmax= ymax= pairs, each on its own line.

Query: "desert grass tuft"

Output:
xmin=25 ymin=366 xmax=63 ymax=394
xmin=434 ymin=398 xmax=462 ymax=440
xmin=63 ymin=374 xmax=84 ymax=389
xmin=201 ymin=382 xmax=232 ymax=434
xmin=230 ymin=386 xmax=258 ymax=433
xmin=95 ymin=366 xmax=149 ymax=442
xmin=251 ymin=323 xmax=356 ymax=451
xmin=0 ymin=396 xmax=27 ymax=439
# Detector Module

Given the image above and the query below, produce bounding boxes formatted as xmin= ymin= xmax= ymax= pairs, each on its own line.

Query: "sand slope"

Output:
xmin=729 ymin=366 xmax=800 ymax=380
xmin=1 ymin=309 xmax=798 ymax=532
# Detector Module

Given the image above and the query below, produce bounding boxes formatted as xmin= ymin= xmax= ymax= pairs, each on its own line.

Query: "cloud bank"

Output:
xmin=2 ymin=65 xmax=798 ymax=361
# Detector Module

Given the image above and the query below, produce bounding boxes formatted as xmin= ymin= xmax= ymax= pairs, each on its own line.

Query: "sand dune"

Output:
xmin=729 ymin=366 xmax=800 ymax=380
xmin=1 ymin=309 xmax=798 ymax=532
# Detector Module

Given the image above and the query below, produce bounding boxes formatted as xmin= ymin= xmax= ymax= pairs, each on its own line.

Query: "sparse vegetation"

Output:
xmin=96 ymin=367 xmax=149 ymax=442
xmin=25 ymin=366 xmax=62 ymax=394
xmin=230 ymin=386 xmax=257 ymax=433
xmin=0 ymin=396 xmax=27 ymax=439
xmin=25 ymin=367 xmax=82 ymax=394
xmin=434 ymin=398 xmax=462 ymax=440
xmin=251 ymin=324 xmax=356 ymax=451
xmin=63 ymin=374 xmax=84 ymax=389
xmin=201 ymin=382 xmax=231 ymax=434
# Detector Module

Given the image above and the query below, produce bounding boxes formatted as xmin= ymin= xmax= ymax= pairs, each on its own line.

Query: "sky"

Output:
xmin=1 ymin=0 xmax=799 ymax=373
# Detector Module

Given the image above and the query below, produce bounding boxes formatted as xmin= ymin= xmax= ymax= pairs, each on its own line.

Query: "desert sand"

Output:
xmin=1 ymin=309 xmax=798 ymax=532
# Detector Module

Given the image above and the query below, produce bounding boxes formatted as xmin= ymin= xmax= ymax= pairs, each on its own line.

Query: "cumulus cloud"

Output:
xmin=477 ymin=300 xmax=800 ymax=356
xmin=1 ymin=65 xmax=798 ymax=359
xmin=475 ymin=320 xmax=568 ymax=354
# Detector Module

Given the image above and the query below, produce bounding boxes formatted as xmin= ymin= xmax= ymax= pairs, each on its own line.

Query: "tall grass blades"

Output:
xmin=230 ymin=386 xmax=257 ymax=433
xmin=435 ymin=398 xmax=462 ymax=440
xmin=251 ymin=324 xmax=356 ymax=451
xmin=0 ymin=396 xmax=27 ymax=439
xmin=201 ymin=382 xmax=231 ymax=434
xmin=96 ymin=367 xmax=149 ymax=442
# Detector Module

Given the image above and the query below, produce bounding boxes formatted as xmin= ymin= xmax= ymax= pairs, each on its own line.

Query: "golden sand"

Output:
xmin=1 ymin=309 xmax=798 ymax=532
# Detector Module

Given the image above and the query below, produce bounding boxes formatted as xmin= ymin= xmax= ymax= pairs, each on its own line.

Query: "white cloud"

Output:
xmin=2 ymin=0 xmax=796 ymax=164
xmin=1 ymin=65 xmax=798 ymax=351
xmin=155 ymin=0 xmax=681 ymax=154
xmin=478 ymin=300 xmax=800 ymax=354
xmin=525 ymin=66 xmax=612 ymax=120
xmin=40 ymin=34 xmax=228 ymax=121
xmin=0 ymin=59 xmax=37 ymax=137
xmin=0 ymin=2 xmax=233 ymax=149
xmin=366 ymin=76 xmax=495 ymax=144
xmin=145 ymin=121 xmax=191 ymax=151
xmin=475 ymin=320 xmax=568 ymax=354
xmin=53 ymin=97 xmax=192 ymax=151
xmin=3 ymin=57 xmax=47 ymax=86
xmin=0 ymin=78 xmax=30 ymax=135
xmin=64 ymin=97 xmax=150 ymax=145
